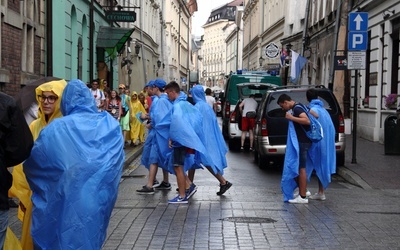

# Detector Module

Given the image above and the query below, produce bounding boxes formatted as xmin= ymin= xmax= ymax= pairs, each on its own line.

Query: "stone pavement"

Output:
xmin=8 ymin=136 xmax=400 ymax=249
xmin=337 ymin=135 xmax=400 ymax=190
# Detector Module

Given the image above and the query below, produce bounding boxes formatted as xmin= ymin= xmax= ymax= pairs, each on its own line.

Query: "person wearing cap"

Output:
xmin=137 ymin=79 xmax=173 ymax=194
xmin=118 ymin=84 xmax=130 ymax=145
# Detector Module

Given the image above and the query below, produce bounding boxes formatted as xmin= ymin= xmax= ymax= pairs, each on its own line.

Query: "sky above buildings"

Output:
xmin=192 ymin=0 xmax=233 ymax=36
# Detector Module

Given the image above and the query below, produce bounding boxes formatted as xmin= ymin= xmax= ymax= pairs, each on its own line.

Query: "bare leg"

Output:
xmin=249 ymin=129 xmax=254 ymax=148
xmin=188 ymin=169 xmax=195 ymax=182
xmin=146 ymin=163 xmax=158 ymax=188
xmin=298 ymin=168 xmax=307 ymax=197
xmin=162 ymin=169 xmax=169 ymax=183
xmin=318 ymin=178 xmax=324 ymax=194
xmin=206 ymin=166 xmax=226 ymax=185
xmin=240 ymin=131 xmax=246 ymax=148
xmin=174 ymin=166 xmax=186 ymax=198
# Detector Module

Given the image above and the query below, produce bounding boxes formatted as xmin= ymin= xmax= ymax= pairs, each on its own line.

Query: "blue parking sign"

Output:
xmin=348 ymin=12 xmax=368 ymax=51
xmin=348 ymin=31 xmax=368 ymax=51
xmin=348 ymin=12 xmax=368 ymax=31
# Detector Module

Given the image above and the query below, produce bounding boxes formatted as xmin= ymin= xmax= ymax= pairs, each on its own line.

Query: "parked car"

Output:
xmin=253 ymin=85 xmax=346 ymax=168
xmin=222 ymin=71 xmax=282 ymax=138
xmin=227 ymin=83 xmax=278 ymax=151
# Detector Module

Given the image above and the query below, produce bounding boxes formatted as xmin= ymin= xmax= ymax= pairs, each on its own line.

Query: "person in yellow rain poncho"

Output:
xmin=129 ymin=91 xmax=147 ymax=146
xmin=8 ymin=79 xmax=67 ymax=250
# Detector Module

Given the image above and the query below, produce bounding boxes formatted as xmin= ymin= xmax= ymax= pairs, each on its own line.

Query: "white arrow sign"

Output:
xmin=353 ymin=14 xmax=364 ymax=30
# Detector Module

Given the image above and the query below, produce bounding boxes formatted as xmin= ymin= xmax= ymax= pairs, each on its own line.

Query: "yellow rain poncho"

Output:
xmin=8 ymin=79 xmax=67 ymax=250
xmin=129 ymin=91 xmax=147 ymax=144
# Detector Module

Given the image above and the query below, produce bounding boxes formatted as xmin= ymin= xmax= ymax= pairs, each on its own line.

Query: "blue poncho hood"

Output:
xmin=24 ymin=79 xmax=124 ymax=249
xmin=190 ymin=85 xmax=228 ymax=174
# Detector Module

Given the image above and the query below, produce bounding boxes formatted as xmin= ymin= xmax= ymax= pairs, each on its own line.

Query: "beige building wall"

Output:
xmin=203 ymin=19 xmax=234 ymax=87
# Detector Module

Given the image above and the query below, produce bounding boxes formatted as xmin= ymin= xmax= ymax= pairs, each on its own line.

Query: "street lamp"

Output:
xmin=259 ymin=56 xmax=264 ymax=67
xmin=157 ymin=60 xmax=161 ymax=68
xmin=134 ymin=43 xmax=141 ymax=56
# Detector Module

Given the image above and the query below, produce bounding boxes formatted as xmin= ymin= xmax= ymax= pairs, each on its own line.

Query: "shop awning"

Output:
xmin=96 ymin=26 xmax=135 ymax=55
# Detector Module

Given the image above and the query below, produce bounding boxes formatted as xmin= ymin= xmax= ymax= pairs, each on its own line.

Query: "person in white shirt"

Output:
xmin=90 ymin=79 xmax=105 ymax=112
xmin=205 ymin=88 xmax=216 ymax=114
xmin=239 ymin=94 xmax=258 ymax=151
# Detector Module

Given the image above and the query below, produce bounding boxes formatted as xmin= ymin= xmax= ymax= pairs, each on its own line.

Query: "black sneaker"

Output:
xmin=217 ymin=181 xmax=232 ymax=195
xmin=136 ymin=185 xmax=155 ymax=194
xmin=153 ymin=180 xmax=160 ymax=188
xmin=155 ymin=181 xmax=172 ymax=190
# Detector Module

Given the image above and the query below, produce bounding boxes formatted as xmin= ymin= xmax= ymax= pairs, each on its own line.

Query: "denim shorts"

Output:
xmin=173 ymin=146 xmax=186 ymax=166
xmin=299 ymin=142 xmax=312 ymax=169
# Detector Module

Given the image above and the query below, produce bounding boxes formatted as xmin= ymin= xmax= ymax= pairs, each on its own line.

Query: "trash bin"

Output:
xmin=384 ymin=115 xmax=400 ymax=155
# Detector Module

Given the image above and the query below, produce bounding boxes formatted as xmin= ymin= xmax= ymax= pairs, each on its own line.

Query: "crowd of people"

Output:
xmin=0 ymin=75 xmax=336 ymax=248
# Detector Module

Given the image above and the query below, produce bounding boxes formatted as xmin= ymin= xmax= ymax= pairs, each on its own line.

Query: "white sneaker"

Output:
xmin=293 ymin=189 xmax=311 ymax=197
xmin=288 ymin=195 xmax=308 ymax=204
xmin=309 ymin=193 xmax=326 ymax=201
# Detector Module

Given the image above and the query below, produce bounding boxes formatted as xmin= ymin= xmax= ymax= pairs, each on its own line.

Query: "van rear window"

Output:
xmin=266 ymin=91 xmax=338 ymax=117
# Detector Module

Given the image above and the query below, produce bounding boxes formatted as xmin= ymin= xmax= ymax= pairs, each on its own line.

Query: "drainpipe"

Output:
xmin=46 ymin=0 xmax=53 ymax=76
xmin=301 ymin=0 xmax=311 ymax=56
xmin=89 ymin=0 xmax=94 ymax=81
xmin=328 ymin=0 xmax=343 ymax=90
xmin=178 ymin=3 xmax=181 ymax=84
xmin=140 ymin=0 xmax=147 ymax=83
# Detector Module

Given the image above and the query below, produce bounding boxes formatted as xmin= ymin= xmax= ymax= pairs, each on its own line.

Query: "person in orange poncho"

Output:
xmin=129 ymin=91 xmax=147 ymax=146
xmin=8 ymin=79 xmax=66 ymax=250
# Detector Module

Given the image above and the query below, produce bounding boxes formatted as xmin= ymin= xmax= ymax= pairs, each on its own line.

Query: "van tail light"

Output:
xmin=338 ymin=114 xmax=345 ymax=133
xmin=224 ymin=101 xmax=230 ymax=117
xmin=230 ymin=110 xmax=237 ymax=123
xmin=261 ymin=118 xmax=268 ymax=136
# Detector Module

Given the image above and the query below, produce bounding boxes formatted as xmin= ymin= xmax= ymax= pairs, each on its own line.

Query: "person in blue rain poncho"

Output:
xmin=162 ymin=81 xmax=208 ymax=204
xmin=278 ymin=94 xmax=313 ymax=204
xmin=24 ymin=79 xmax=124 ymax=250
xmin=136 ymin=79 xmax=173 ymax=194
xmin=306 ymin=89 xmax=336 ymax=201
xmin=189 ymin=85 xmax=233 ymax=195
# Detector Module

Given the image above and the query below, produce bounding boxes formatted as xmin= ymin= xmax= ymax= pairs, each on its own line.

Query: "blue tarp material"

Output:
xmin=306 ymin=99 xmax=336 ymax=188
xmin=190 ymin=85 xmax=228 ymax=175
xmin=158 ymin=92 xmax=206 ymax=174
xmin=140 ymin=95 xmax=158 ymax=169
xmin=151 ymin=94 xmax=173 ymax=170
xmin=281 ymin=121 xmax=313 ymax=202
xmin=24 ymin=79 xmax=124 ymax=249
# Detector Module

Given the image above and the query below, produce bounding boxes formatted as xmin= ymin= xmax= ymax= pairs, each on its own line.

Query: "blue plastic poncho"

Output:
xmin=140 ymin=95 xmax=158 ymax=168
xmin=158 ymin=92 xmax=207 ymax=174
xmin=24 ymin=79 xmax=124 ymax=250
xmin=150 ymin=93 xmax=173 ymax=169
xmin=190 ymin=85 xmax=228 ymax=175
xmin=306 ymin=99 xmax=336 ymax=188
xmin=281 ymin=121 xmax=313 ymax=202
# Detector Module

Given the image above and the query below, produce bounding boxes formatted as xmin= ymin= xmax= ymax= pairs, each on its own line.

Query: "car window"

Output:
xmin=266 ymin=90 xmax=338 ymax=117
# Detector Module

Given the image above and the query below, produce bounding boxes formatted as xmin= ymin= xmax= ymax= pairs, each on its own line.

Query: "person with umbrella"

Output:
xmin=9 ymin=79 xmax=67 ymax=249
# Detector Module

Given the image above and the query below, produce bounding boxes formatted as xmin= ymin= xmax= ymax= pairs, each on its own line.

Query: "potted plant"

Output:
xmin=385 ymin=93 xmax=398 ymax=109
xmin=362 ymin=96 xmax=369 ymax=108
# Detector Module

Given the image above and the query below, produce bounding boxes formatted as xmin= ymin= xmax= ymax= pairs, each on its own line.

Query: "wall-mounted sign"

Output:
xmin=105 ymin=11 xmax=136 ymax=23
xmin=264 ymin=42 xmax=280 ymax=59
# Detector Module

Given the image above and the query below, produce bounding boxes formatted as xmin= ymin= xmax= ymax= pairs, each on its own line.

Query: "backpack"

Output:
xmin=295 ymin=103 xmax=323 ymax=143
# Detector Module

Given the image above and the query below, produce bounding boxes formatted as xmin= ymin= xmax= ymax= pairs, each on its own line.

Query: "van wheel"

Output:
xmin=228 ymin=139 xmax=240 ymax=151
xmin=258 ymin=155 xmax=267 ymax=169
xmin=336 ymin=152 xmax=345 ymax=167
xmin=254 ymin=150 xmax=259 ymax=163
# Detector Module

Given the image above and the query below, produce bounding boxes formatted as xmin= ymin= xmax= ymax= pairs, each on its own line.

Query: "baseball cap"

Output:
xmin=118 ymin=84 xmax=126 ymax=89
xmin=144 ymin=80 xmax=155 ymax=88
xmin=153 ymin=79 xmax=166 ymax=89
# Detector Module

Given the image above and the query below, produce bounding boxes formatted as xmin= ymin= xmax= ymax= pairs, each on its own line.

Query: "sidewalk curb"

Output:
xmin=123 ymin=146 xmax=143 ymax=170
xmin=337 ymin=166 xmax=372 ymax=190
